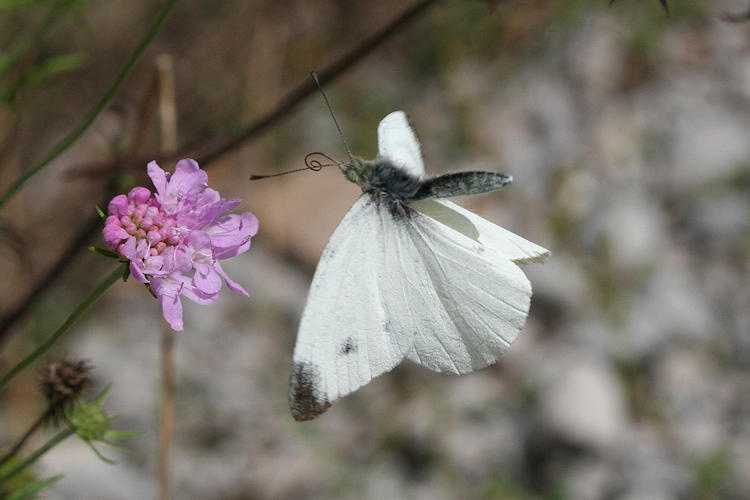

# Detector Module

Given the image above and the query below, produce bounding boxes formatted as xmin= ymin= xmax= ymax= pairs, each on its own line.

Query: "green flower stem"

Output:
xmin=0 ymin=428 xmax=75 ymax=486
xmin=0 ymin=0 xmax=179 ymax=209
xmin=0 ymin=265 xmax=124 ymax=391
xmin=0 ymin=408 xmax=51 ymax=469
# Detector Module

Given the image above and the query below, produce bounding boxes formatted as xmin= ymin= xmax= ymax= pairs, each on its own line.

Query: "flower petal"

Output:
xmin=129 ymin=261 xmax=148 ymax=283
xmin=193 ymin=262 xmax=222 ymax=295
xmin=168 ymin=159 xmax=207 ymax=199
xmin=151 ymin=275 xmax=186 ymax=330
xmin=159 ymin=291 xmax=184 ymax=331
xmin=179 ymin=195 xmax=239 ymax=229
xmin=214 ymin=262 xmax=249 ymax=297
xmin=207 ymin=212 xmax=258 ymax=259
xmin=120 ymin=237 xmax=138 ymax=261
xmin=147 ymin=161 xmax=168 ymax=198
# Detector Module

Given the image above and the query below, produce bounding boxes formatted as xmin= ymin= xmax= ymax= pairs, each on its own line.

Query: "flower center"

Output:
xmin=118 ymin=199 xmax=182 ymax=257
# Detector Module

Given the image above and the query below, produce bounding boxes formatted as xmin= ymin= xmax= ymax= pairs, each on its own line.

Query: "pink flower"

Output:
xmin=103 ymin=159 xmax=258 ymax=330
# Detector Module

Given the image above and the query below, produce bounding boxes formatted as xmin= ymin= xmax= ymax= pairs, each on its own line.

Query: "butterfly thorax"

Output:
xmin=344 ymin=157 xmax=422 ymax=218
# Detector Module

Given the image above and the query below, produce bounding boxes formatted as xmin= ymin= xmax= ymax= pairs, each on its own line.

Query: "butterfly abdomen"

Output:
xmin=412 ymin=171 xmax=512 ymax=200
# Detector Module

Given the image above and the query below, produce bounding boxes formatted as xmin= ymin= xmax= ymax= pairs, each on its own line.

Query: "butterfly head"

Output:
xmin=342 ymin=157 xmax=373 ymax=188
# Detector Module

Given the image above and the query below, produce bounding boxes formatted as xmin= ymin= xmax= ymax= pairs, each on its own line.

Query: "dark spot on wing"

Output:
xmin=339 ymin=337 xmax=357 ymax=355
xmin=289 ymin=361 xmax=331 ymax=421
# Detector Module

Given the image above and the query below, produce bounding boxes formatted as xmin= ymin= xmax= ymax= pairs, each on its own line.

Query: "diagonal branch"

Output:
xmin=0 ymin=0 xmax=440 ymax=346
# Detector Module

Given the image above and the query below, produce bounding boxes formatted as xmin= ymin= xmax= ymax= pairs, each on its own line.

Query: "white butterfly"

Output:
xmin=290 ymin=111 xmax=549 ymax=421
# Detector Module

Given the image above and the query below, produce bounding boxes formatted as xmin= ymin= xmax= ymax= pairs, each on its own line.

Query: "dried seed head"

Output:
xmin=38 ymin=359 xmax=92 ymax=423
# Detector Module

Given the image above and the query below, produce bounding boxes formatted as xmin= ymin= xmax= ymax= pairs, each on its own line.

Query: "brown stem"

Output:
xmin=156 ymin=54 xmax=178 ymax=500
xmin=158 ymin=324 xmax=176 ymax=500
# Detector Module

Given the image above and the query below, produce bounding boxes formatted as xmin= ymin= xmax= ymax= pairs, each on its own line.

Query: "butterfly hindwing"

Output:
xmin=345 ymin=202 xmax=533 ymax=375
xmin=377 ymin=111 xmax=425 ymax=178
xmin=411 ymin=199 xmax=550 ymax=265
xmin=405 ymin=210 xmax=531 ymax=374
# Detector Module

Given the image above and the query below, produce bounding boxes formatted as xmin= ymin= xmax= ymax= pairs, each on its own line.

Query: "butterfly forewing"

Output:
xmin=377 ymin=111 xmax=425 ymax=178
xmin=290 ymin=196 xmax=411 ymax=421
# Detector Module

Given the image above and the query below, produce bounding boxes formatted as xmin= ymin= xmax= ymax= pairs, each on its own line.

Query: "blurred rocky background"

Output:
xmin=1 ymin=0 xmax=749 ymax=498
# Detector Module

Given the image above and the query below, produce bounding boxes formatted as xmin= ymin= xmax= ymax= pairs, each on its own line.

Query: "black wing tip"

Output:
xmin=289 ymin=361 xmax=332 ymax=421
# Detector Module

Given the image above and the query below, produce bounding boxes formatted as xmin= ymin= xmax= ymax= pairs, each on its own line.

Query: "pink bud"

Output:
xmin=108 ymin=195 xmax=129 ymax=217
xmin=129 ymin=186 xmax=152 ymax=204
xmin=103 ymin=223 xmax=130 ymax=249
xmin=147 ymin=229 xmax=161 ymax=244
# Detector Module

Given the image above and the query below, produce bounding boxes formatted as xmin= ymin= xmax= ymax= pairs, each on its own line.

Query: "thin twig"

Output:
xmin=0 ymin=0 xmax=179 ymax=209
xmin=0 ymin=0 xmax=439 ymax=345
xmin=156 ymin=55 xmax=178 ymax=154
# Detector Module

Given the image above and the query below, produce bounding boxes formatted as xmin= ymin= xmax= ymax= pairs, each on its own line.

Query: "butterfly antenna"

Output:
xmin=249 ymin=152 xmax=339 ymax=180
xmin=311 ymin=71 xmax=354 ymax=163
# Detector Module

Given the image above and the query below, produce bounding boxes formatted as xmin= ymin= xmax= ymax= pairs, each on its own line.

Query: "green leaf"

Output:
xmin=95 ymin=384 xmax=112 ymax=404
xmin=89 ymin=246 xmax=120 ymax=259
xmin=5 ymin=474 xmax=63 ymax=500
xmin=95 ymin=205 xmax=106 ymax=220
xmin=85 ymin=442 xmax=115 ymax=465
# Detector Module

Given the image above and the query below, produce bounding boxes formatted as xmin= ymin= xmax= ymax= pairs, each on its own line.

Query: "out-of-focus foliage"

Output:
xmin=0 ymin=0 xmax=84 ymax=107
